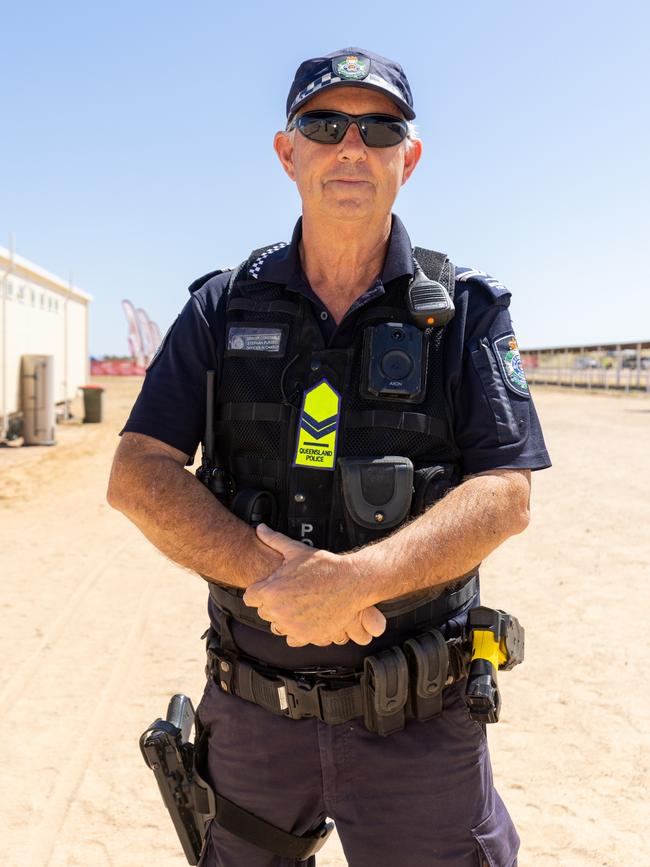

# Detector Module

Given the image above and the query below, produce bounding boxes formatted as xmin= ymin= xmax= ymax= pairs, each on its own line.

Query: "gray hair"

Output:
xmin=404 ymin=121 xmax=419 ymax=151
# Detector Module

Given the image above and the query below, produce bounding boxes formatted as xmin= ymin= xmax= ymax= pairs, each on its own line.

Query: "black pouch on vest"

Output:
xmin=411 ymin=463 xmax=460 ymax=516
xmin=403 ymin=628 xmax=449 ymax=721
xmin=337 ymin=456 xmax=414 ymax=548
xmin=230 ymin=488 xmax=278 ymax=528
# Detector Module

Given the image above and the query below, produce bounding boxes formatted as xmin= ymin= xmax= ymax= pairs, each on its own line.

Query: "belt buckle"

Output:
xmin=277 ymin=675 xmax=323 ymax=720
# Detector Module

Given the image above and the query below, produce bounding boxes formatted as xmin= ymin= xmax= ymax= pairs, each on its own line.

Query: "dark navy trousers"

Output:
xmin=196 ymin=676 xmax=519 ymax=866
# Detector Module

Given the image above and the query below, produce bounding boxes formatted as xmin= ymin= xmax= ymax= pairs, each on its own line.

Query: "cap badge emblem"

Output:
xmin=333 ymin=54 xmax=370 ymax=81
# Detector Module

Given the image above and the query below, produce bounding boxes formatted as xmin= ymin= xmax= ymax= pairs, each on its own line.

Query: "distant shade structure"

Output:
xmin=121 ymin=300 xmax=162 ymax=367
xmin=122 ymin=299 xmax=146 ymax=368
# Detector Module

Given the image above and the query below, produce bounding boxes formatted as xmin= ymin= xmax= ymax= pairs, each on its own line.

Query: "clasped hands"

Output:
xmin=243 ymin=524 xmax=386 ymax=647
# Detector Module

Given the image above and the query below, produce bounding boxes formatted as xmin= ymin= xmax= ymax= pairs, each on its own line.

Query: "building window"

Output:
xmin=17 ymin=285 xmax=25 ymax=302
xmin=31 ymin=289 xmax=36 ymax=305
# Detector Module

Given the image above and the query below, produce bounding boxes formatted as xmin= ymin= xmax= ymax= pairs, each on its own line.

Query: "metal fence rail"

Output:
xmin=525 ymin=366 xmax=650 ymax=392
xmin=520 ymin=339 xmax=650 ymax=394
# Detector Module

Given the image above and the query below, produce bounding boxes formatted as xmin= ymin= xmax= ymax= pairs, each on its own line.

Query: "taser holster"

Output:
xmin=465 ymin=607 xmax=525 ymax=723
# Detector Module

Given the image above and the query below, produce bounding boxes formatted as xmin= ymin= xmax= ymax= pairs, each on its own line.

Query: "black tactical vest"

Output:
xmin=210 ymin=246 xmax=462 ymax=555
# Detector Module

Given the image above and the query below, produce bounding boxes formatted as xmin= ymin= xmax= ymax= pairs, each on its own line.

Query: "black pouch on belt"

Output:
xmin=361 ymin=646 xmax=409 ymax=736
xmin=403 ymin=628 xmax=450 ymax=721
xmin=337 ymin=456 xmax=414 ymax=548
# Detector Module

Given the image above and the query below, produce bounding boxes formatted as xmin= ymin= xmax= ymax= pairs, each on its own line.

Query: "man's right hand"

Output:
xmin=329 ymin=608 xmax=388 ymax=645
xmin=246 ymin=524 xmax=387 ymax=647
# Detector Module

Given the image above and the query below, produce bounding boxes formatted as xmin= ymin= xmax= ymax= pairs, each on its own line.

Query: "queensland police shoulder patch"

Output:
xmin=493 ymin=333 xmax=529 ymax=397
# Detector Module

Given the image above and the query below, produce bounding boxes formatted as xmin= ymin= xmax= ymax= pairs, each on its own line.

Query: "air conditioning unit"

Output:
xmin=21 ymin=355 xmax=56 ymax=446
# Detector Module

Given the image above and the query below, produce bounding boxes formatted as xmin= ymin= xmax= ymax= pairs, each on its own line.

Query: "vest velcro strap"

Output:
xmin=344 ymin=409 xmax=448 ymax=439
xmin=218 ymin=402 xmax=291 ymax=423
xmin=377 ymin=575 xmax=478 ymax=623
xmin=227 ymin=298 xmax=300 ymax=317
xmin=231 ymin=456 xmax=285 ymax=486
xmin=209 ymin=575 xmax=478 ymax=635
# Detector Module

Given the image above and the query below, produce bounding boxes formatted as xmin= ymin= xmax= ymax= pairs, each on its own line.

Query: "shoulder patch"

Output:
xmin=456 ymin=266 xmax=511 ymax=304
xmin=248 ymin=242 xmax=288 ymax=279
xmin=187 ymin=268 xmax=232 ymax=295
xmin=493 ymin=332 xmax=529 ymax=397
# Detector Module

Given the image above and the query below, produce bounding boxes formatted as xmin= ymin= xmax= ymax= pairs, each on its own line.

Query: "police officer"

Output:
xmin=109 ymin=48 xmax=550 ymax=867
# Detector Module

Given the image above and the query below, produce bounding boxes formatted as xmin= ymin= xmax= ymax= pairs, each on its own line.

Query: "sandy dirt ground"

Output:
xmin=1 ymin=377 xmax=648 ymax=867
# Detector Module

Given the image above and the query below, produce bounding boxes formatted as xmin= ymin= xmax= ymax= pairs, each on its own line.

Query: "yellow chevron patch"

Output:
xmin=293 ymin=379 xmax=341 ymax=470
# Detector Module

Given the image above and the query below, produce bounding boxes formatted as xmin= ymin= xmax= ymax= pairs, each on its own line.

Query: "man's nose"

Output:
xmin=337 ymin=122 xmax=367 ymax=160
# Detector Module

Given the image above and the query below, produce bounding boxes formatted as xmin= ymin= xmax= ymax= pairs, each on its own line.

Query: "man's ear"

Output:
xmin=274 ymin=131 xmax=297 ymax=181
xmin=401 ymin=138 xmax=423 ymax=186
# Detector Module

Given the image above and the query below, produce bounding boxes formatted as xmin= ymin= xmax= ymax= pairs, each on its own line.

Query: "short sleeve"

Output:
xmin=120 ymin=294 xmax=219 ymax=459
xmin=452 ymin=299 xmax=551 ymax=475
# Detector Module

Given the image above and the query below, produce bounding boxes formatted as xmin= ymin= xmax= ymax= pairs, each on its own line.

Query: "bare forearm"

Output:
xmin=107 ymin=446 xmax=281 ymax=587
xmin=349 ymin=470 xmax=531 ymax=607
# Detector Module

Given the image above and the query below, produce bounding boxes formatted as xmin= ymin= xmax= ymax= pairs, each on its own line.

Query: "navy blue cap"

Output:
xmin=286 ymin=48 xmax=415 ymax=121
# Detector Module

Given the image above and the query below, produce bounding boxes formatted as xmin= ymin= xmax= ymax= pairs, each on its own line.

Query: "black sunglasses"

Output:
xmin=288 ymin=110 xmax=409 ymax=148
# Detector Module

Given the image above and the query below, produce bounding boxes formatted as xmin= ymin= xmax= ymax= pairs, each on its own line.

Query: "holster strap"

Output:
xmin=214 ymin=793 xmax=333 ymax=862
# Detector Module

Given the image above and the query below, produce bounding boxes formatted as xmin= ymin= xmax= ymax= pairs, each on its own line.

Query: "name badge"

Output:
xmin=225 ymin=324 xmax=288 ymax=357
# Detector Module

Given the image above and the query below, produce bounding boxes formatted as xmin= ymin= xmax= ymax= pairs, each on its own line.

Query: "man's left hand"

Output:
xmin=243 ymin=524 xmax=386 ymax=647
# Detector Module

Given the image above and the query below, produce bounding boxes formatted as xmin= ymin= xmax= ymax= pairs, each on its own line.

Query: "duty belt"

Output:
xmin=208 ymin=574 xmax=479 ymax=634
xmin=207 ymin=630 xmax=468 ymax=737
xmin=206 ymin=602 xmax=525 ymax=736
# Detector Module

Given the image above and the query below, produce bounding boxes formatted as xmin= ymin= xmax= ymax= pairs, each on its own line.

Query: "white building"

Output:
xmin=0 ymin=245 xmax=92 ymax=435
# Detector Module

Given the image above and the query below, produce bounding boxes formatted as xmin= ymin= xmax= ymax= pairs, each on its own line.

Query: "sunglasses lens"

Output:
xmin=360 ymin=116 xmax=408 ymax=147
xmin=295 ymin=112 xmax=408 ymax=147
xmin=296 ymin=113 xmax=347 ymax=143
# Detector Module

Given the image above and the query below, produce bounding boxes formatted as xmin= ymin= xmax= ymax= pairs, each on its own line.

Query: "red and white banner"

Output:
xmin=90 ymin=359 xmax=146 ymax=376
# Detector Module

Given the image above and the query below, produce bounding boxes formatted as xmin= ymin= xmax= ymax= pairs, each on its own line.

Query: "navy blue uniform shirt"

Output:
xmin=122 ymin=214 xmax=550 ymax=667
xmin=123 ymin=214 xmax=551 ymax=476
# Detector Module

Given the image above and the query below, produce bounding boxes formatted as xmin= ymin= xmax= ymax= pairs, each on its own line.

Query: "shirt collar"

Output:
xmin=253 ymin=213 xmax=416 ymax=288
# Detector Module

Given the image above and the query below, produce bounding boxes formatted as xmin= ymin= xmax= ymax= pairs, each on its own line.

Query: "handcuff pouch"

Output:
xmin=337 ymin=456 xmax=413 ymax=548
xmin=403 ymin=628 xmax=449 ymax=720
xmin=361 ymin=646 xmax=409 ymax=736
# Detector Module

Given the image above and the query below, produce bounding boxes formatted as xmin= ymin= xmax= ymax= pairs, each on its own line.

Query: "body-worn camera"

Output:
xmin=361 ymin=322 xmax=427 ymax=402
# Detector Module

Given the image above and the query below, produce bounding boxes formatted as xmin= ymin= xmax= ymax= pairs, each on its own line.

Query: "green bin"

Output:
xmin=81 ymin=385 xmax=104 ymax=423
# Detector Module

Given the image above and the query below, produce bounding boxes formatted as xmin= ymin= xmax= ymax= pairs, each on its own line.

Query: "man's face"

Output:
xmin=274 ymin=86 xmax=422 ymax=223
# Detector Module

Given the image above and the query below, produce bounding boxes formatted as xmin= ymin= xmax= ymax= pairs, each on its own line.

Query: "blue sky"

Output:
xmin=1 ymin=0 xmax=648 ymax=355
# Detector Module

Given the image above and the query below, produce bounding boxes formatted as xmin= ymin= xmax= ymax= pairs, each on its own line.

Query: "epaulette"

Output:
xmin=455 ymin=266 xmax=511 ymax=305
xmin=187 ymin=268 xmax=233 ymax=296
xmin=247 ymin=242 xmax=288 ymax=279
